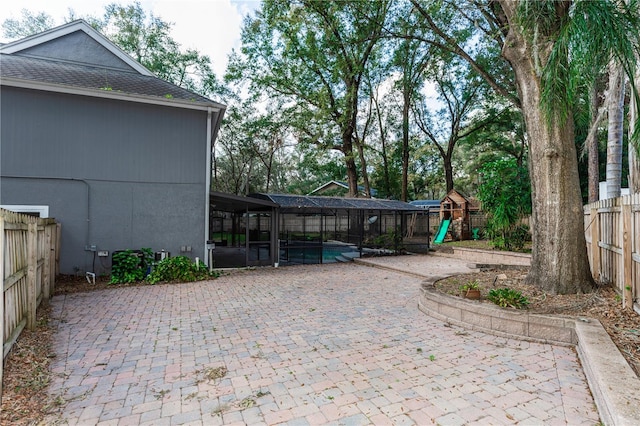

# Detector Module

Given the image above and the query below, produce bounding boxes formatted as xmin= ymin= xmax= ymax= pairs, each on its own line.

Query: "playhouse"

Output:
xmin=436 ymin=189 xmax=481 ymax=241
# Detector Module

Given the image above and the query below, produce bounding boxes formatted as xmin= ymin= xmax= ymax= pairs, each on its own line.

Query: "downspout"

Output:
xmin=204 ymin=108 xmax=213 ymax=266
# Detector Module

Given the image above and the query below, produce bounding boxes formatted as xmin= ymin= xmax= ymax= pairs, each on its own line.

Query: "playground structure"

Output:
xmin=436 ymin=189 xmax=482 ymax=242
xmin=433 ymin=218 xmax=451 ymax=244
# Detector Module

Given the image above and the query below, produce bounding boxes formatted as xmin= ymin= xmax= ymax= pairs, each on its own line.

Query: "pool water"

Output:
xmin=281 ymin=243 xmax=358 ymax=264
xmin=322 ymin=245 xmax=357 ymax=262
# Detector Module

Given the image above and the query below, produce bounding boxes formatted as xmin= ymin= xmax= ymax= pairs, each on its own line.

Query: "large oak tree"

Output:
xmin=409 ymin=0 xmax=640 ymax=294
xmin=228 ymin=0 xmax=390 ymax=197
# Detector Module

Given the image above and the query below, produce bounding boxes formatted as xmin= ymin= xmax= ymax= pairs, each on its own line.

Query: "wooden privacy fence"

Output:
xmin=584 ymin=193 xmax=640 ymax=310
xmin=1 ymin=208 xmax=60 ymax=401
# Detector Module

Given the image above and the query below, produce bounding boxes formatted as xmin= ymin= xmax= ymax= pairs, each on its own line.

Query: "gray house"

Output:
xmin=0 ymin=20 xmax=226 ymax=275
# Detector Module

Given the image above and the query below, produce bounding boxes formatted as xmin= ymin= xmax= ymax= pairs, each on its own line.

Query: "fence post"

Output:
xmin=622 ymin=201 xmax=633 ymax=309
xmin=1 ymin=216 xmax=5 ymax=404
xmin=590 ymin=207 xmax=601 ymax=281
xmin=43 ymin=224 xmax=51 ymax=301
xmin=55 ymin=223 xmax=61 ymax=276
xmin=26 ymin=221 xmax=37 ymax=331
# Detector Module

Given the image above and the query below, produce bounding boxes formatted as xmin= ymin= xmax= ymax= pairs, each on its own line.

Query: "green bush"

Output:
xmin=486 ymin=223 xmax=531 ymax=252
xmin=369 ymin=229 xmax=403 ymax=250
xmin=146 ymin=256 xmax=218 ymax=284
xmin=477 ymin=158 xmax=531 ymax=252
xmin=486 ymin=288 xmax=530 ymax=309
xmin=110 ymin=248 xmax=153 ymax=284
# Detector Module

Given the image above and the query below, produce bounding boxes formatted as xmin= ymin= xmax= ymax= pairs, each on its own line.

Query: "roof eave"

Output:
xmin=1 ymin=76 xmax=226 ymax=112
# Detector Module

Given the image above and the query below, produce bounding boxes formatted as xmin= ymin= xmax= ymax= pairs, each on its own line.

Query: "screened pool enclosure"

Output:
xmin=209 ymin=192 xmax=430 ymax=268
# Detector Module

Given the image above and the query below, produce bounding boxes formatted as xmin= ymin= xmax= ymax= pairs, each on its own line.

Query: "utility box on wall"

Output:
xmin=155 ymin=250 xmax=170 ymax=261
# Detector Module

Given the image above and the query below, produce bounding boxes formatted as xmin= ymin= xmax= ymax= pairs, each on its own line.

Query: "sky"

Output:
xmin=0 ymin=0 xmax=261 ymax=78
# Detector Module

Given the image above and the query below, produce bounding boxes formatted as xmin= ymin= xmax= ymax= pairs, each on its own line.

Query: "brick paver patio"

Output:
xmin=46 ymin=258 xmax=599 ymax=425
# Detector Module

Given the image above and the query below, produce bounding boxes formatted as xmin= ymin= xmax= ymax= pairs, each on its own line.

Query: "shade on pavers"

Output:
xmin=44 ymin=260 xmax=599 ymax=425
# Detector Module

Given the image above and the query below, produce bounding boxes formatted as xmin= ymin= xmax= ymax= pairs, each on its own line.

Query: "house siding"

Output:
xmin=1 ymin=86 xmax=209 ymax=274
xmin=16 ymin=31 xmax=137 ymax=72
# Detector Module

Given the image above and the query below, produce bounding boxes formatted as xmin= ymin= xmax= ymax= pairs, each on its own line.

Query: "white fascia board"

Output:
xmin=308 ymin=180 xmax=346 ymax=195
xmin=1 ymin=76 xmax=224 ymax=113
xmin=0 ymin=20 xmax=154 ymax=77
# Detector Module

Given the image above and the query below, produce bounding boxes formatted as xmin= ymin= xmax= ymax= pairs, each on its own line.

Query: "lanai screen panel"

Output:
xmin=249 ymin=193 xmax=425 ymax=265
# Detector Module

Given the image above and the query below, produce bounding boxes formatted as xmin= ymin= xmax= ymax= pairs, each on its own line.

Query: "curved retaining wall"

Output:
xmin=418 ymin=276 xmax=640 ymax=425
xmin=419 ymin=280 xmax=577 ymax=345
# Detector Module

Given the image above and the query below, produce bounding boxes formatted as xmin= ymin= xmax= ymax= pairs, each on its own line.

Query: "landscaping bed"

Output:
xmin=436 ymin=269 xmax=640 ymax=378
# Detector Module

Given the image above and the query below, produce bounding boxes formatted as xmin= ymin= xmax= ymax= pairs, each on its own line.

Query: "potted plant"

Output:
xmin=460 ymin=280 xmax=482 ymax=300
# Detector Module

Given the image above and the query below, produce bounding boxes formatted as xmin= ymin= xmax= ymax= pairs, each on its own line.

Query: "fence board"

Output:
xmin=2 ymin=208 xmax=60 ymax=399
xmin=0 ymin=216 xmax=4 ymax=402
xmin=585 ymin=193 xmax=640 ymax=311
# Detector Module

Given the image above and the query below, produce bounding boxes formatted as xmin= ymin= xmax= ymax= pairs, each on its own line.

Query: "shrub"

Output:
xmin=110 ymin=248 xmax=153 ymax=284
xmin=146 ymin=256 xmax=218 ymax=284
xmin=486 ymin=288 xmax=530 ymax=309
xmin=477 ymin=158 xmax=531 ymax=252
xmin=486 ymin=223 xmax=531 ymax=252
xmin=368 ymin=229 xmax=404 ymax=251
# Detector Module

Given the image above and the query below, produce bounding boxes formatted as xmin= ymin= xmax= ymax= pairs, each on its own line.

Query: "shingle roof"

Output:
xmin=0 ymin=53 xmax=221 ymax=106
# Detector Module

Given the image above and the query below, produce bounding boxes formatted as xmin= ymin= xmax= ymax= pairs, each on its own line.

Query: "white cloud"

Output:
xmin=0 ymin=0 xmax=259 ymax=78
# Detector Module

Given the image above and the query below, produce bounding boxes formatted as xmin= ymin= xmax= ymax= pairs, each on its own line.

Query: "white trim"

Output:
xmin=0 ymin=20 xmax=154 ymax=76
xmin=1 ymin=205 xmax=49 ymax=218
xmin=204 ymin=108 xmax=213 ymax=266
xmin=308 ymin=180 xmax=347 ymax=195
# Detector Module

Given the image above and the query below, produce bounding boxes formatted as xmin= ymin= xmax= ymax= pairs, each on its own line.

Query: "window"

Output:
xmin=0 ymin=205 xmax=49 ymax=218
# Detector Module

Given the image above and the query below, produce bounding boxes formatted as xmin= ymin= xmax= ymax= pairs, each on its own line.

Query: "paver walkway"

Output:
xmin=46 ymin=256 xmax=599 ymax=425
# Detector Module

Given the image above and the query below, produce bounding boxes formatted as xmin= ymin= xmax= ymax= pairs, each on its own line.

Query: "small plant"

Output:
xmin=429 ymin=354 xmax=436 ymax=361
xmin=487 ymin=288 xmax=530 ymax=309
xmin=460 ymin=280 xmax=481 ymax=292
xmin=146 ymin=256 xmax=219 ymax=284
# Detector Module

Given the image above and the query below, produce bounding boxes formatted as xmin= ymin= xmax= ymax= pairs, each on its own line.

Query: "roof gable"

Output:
xmin=308 ymin=180 xmax=379 ymax=197
xmin=0 ymin=20 xmax=152 ymax=76
xmin=13 ymin=30 xmax=138 ymax=72
xmin=0 ymin=20 xmax=226 ymax=111
xmin=442 ymin=189 xmax=469 ymax=205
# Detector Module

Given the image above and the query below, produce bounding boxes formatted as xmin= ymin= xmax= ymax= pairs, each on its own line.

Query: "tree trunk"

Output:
xmin=443 ymin=156 xmax=454 ymax=193
xmin=630 ymin=69 xmax=640 ymax=193
xmin=499 ymin=1 xmax=595 ymax=294
xmin=606 ymin=63 xmax=626 ymax=199
xmin=355 ymin=138 xmax=372 ymax=198
xmin=342 ymin=138 xmax=359 ymax=198
xmin=587 ymin=83 xmax=600 ymax=202
xmin=401 ymin=88 xmax=411 ymax=201
xmin=372 ymin=92 xmax=392 ymax=196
